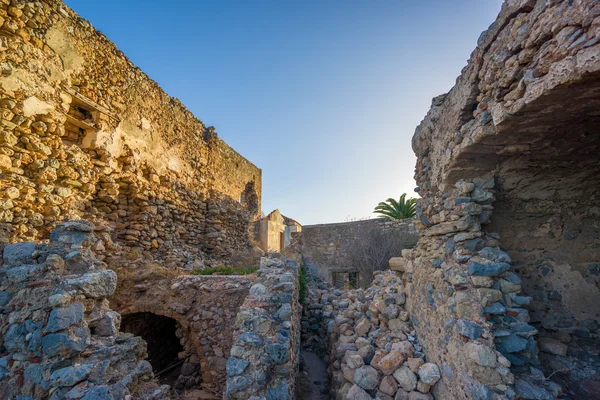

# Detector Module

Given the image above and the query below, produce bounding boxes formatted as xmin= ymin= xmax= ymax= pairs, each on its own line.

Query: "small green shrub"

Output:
xmin=191 ymin=265 xmax=259 ymax=276
xmin=298 ymin=264 xmax=308 ymax=305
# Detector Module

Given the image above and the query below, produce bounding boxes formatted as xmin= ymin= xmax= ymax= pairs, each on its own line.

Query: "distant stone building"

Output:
xmin=254 ymin=209 xmax=302 ymax=252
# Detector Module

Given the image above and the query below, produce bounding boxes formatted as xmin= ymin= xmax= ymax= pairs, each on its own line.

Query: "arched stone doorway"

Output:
xmin=120 ymin=313 xmax=186 ymax=386
xmin=440 ymin=76 xmax=600 ymax=397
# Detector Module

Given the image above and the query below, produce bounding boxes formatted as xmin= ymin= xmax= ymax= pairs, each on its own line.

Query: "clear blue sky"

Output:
xmin=64 ymin=0 xmax=502 ymax=225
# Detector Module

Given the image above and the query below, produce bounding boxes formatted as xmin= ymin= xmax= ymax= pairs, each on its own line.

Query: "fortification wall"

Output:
xmin=301 ymin=218 xmax=417 ymax=286
xmin=0 ymin=0 xmax=261 ymax=260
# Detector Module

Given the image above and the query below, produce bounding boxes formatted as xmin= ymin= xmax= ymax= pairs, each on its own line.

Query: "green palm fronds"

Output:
xmin=374 ymin=194 xmax=416 ymax=220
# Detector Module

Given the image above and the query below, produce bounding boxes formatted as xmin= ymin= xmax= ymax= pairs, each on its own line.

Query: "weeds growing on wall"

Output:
xmin=299 ymin=264 xmax=308 ymax=305
xmin=191 ymin=265 xmax=260 ymax=276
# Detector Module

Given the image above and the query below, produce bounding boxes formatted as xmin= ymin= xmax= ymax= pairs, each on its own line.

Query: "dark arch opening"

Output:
xmin=120 ymin=312 xmax=184 ymax=386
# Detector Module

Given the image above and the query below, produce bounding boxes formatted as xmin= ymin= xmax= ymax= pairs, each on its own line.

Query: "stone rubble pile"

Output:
xmin=303 ymin=269 xmax=442 ymax=400
xmin=0 ymin=221 xmax=169 ymax=399
xmin=224 ymin=256 xmax=301 ymax=400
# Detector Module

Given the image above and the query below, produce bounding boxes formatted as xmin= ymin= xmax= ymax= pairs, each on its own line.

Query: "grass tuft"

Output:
xmin=191 ymin=265 xmax=259 ymax=276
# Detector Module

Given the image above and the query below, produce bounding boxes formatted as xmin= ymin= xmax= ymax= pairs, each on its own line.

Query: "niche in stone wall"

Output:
xmin=62 ymin=86 xmax=120 ymax=145
xmin=120 ymin=312 xmax=186 ymax=386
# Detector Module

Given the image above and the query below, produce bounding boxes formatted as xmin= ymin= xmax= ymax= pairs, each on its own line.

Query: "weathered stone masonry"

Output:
xmin=407 ymin=0 xmax=600 ymax=398
xmin=225 ymin=257 xmax=301 ymax=400
xmin=0 ymin=221 xmax=170 ymax=400
xmin=0 ymin=0 xmax=261 ymax=261
xmin=301 ymin=218 xmax=418 ymax=287
xmin=111 ymin=272 xmax=253 ymax=394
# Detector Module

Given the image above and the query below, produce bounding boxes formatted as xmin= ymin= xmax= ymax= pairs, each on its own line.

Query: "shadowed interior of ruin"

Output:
xmin=120 ymin=313 xmax=186 ymax=386
xmin=483 ymin=78 xmax=600 ymax=396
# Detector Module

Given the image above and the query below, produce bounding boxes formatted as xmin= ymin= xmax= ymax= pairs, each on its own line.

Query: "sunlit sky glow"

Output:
xmin=64 ymin=0 xmax=503 ymax=225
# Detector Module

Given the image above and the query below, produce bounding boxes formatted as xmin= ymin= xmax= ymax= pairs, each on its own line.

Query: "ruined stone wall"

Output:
xmin=225 ymin=257 xmax=301 ymax=400
xmin=0 ymin=0 xmax=261 ymax=260
xmin=408 ymin=0 xmax=600 ymax=398
xmin=0 ymin=221 xmax=170 ymax=399
xmin=487 ymin=199 xmax=600 ymax=334
xmin=110 ymin=270 xmax=253 ymax=395
xmin=301 ymin=218 xmax=418 ymax=285
xmin=302 ymin=269 xmax=445 ymax=400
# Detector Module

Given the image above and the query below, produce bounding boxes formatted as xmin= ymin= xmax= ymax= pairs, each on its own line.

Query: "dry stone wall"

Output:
xmin=225 ymin=256 xmax=301 ymax=400
xmin=409 ymin=0 xmax=600 ymax=398
xmin=110 ymin=271 xmax=253 ymax=396
xmin=0 ymin=0 xmax=261 ymax=261
xmin=302 ymin=219 xmax=418 ymax=287
xmin=0 ymin=221 xmax=169 ymax=399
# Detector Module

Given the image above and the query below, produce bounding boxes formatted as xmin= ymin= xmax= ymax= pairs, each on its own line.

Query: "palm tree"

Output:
xmin=374 ymin=194 xmax=417 ymax=220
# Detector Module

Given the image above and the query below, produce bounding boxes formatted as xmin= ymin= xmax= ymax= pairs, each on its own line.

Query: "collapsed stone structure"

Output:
xmin=1 ymin=222 xmax=303 ymax=399
xmin=0 ymin=0 xmax=261 ymax=263
xmin=225 ymin=257 xmax=301 ymax=400
xmin=2 ymin=0 xmax=600 ymax=399
xmin=0 ymin=221 xmax=170 ymax=399
xmin=401 ymin=0 xmax=600 ymax=398
xmin=111 ymin=272 xmax=253 ymax=393
xmin=303 ymin=270 xmax=443 ymax=400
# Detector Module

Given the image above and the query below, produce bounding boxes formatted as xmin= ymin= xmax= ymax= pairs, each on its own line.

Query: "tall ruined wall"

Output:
xmin=0 ymin=0 xmax=261 ymax=259
xmin=409 ymin=0 xmax=600 ymax=398
xmin=301 ymin=218 xmax=418 ymax=286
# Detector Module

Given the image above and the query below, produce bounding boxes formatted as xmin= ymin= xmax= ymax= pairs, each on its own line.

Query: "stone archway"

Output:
xmin=108 ymin=272 xmax=253 ymax=395
xmin=120 ymin=312 xmax=187 ymax=387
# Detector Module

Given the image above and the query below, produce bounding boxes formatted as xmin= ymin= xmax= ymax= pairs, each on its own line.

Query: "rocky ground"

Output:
xmin=302 ymin=269 xmax=444 ymax=400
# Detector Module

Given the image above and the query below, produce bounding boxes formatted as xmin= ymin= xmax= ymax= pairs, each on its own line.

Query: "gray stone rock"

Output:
xmin=537 ymin=337 xmax=568 ymax=356
xmin=514 ymin=378 xmax=554 ymax=400
xmin=90 ymin=311 xmax=120 ymax=337
xmin=81 ymin=386 xmax=114 ymax=400
xmin=42 ymin=328 xmax=90 ymax=358
xmin=393 ymin=366 xmax=417 ymax=392
xmin=417 ymin=363 xmax=440 ymax=385
xmin=347 ymin=384 xmax=373 ymax=400
xmin=266 ymin=380 xmax=289 ymax=400
xmin=249 ymin=283 xmax=267 ymax=296
xmin=496 ymin=333 xmax=528 ymax=354
xmin=467 ymin=261 xmax=511 ymax=276
xmin=67 ymin=270 xmax=117 ymax=299
xmin=276 ymin=303 xmax=292 ymax=321
xmin=354 ymin=365 xmax=380 ymax=390
xmin=50 ymin=364 xmax=93 ymax=387
xmin=239 ymin=332 xmax=263 ymax=346
xmin=5 ymin=264 xmax=42 ymax=284
xmin=0 ymin=291 xmax=11 ymax=306
xmin=226 ymin=375 xmax=253 ymax=394
xmin=46 ymin=303 xmax=84 ymax=333
xmin=4 ymin=324 xmax=26 ymax=351
xmin=266 ymin=343 xmax=289 ymax=364
xmin=465 ymin=342 xmax=496 ymax=367
xmin=483 ymin=302 xmax=506 ymax=314
xmin=50 ymin=221 xmax=94 ymax=247
xmin=478 ymin=247 xmax=511 ymax=263
xmin=2 ymin=242 xmax=36 ymax=266
xmin=455 ymin=320 xmax=482 ymax=339
xmin=226 ymin=357 xmax=249 ymax=376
